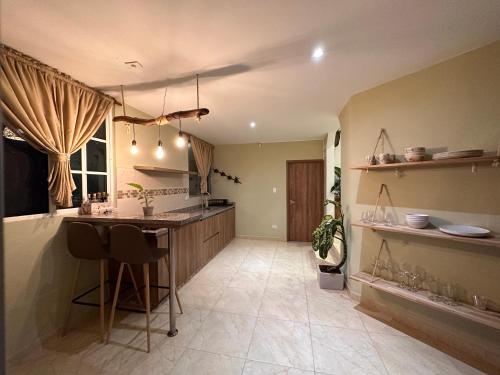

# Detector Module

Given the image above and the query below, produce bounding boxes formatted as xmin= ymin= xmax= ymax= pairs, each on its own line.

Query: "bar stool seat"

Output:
xmin=107 ymin=224 xmax=182 ymax=353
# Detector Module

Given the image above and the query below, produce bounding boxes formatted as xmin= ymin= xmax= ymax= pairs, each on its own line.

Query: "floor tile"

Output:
xmin=170 ymin=348 xmax=245 ymax=375
xmin=242 ymin=359 xmax=314 ymax=374
xmin=228 ymin=270 xmax=269 ymax=291
xmin=188 ymin=310 xmax=257 ymax=357
xmin=149 ymin=307 xmax=211 ymax=348
xmin=239 ymin=258 xmax=273 ymax=273
xmin=247 ymin=318 xmax=314 ymax=371
xmin=8 ymin=239 xmax=488 ymax=375
xmin=214 ymin=286 xmax=264 ymax=316
xmin=358 ymin=312 xmax=407 ymax=336
xmin=266 ymin=273 xmax=305 ymax=294
xmin=178 ymin=282 xmax=224 ymax=309
xmin=310 ymin=324 xmax=387 ymax=375
xmin=259 ymin=289 xmax=308 ymax=322
xmin=369 ymin=332 xmax=468 ymax=375
xmin=307 ymin=295 xmax=365 ymax=330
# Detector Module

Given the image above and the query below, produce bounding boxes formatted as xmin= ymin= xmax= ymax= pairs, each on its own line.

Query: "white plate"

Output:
xmin=439 ymin=225 xmax=490 ymax=238
xmin=432 ymin=150 xmax=483 ymax=160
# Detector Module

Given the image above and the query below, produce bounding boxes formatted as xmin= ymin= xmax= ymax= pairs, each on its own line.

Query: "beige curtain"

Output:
xmin=0 ymin=45 xmax=113 ymax=207
xmin=190 ymin=136 xmax=214 ymax=194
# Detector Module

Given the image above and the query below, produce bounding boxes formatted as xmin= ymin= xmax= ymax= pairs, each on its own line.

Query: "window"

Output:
xmin=3 ymin=128 xmax=49 ymax=217
xmin=188 ymin=145 xmax=211 ymax=196
xmin=3 ymin=114 xmax=111 ymax=217
xmin=68 ymin=120 xmax=111 ymax=207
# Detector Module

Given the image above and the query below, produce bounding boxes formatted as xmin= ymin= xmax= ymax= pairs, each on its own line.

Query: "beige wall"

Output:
xmin=113 ymin=104 xmax=200 ymax=214
xmin=340 ymin=41 xmax=500 ymax=372
xmin=213 ymin=141 xmax=323 ymax=241
xmin=4 ymin=216 xmax=99 ymax=359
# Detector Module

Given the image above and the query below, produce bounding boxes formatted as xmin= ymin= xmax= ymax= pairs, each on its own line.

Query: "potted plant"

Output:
xmin=312 ymin=199 xmax=347 ymax=290
xmin=127 ymin=183 xmax=154 ymax=216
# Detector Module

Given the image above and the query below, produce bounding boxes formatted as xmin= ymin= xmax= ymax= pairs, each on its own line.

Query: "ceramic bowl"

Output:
xmin=404 ymin=147 xmax=426 ymax=153
xmin=406 ymin=214 xmax=429 ymax=229
xmin=404 ymin=153 xmax=425 ymax=162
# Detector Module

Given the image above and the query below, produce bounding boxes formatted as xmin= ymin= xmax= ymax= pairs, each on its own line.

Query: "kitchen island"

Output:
xmin=63 ymin=204 xmax=235 ymax=337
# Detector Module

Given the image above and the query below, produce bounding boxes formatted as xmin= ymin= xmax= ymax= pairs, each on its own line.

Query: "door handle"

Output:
xmin=290 ymin=200 xmax=295 ymax=205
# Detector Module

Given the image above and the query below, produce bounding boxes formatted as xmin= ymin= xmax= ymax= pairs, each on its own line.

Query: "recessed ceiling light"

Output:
xmin=311 ymin=46 xmax=325 ymax=62
xmin=250 ymin=122 xmax=256 ymax=128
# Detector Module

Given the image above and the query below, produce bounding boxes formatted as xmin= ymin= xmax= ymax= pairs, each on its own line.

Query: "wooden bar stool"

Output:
xmin=107 ymin=224 xmax=182 ymax=353
xmin=63 ymin=222 xmax=143 ymax=342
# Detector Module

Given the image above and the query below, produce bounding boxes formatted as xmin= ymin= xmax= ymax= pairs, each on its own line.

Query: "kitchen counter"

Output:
xmin=63 ymin=204 xmax=235 ymax=228
xmin=63 ymin=203 xmax=235 ymax=337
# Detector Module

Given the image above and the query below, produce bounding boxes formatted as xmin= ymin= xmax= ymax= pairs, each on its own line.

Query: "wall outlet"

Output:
xmin=271 ymin=224 xmax=278 ymax=229
xmin=272 ymin=187 xmax=277 ymax=193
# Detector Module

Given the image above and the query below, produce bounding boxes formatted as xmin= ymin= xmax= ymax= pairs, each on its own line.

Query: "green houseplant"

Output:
xmin=312 ymin=199 xmax=347 ymax=289
xmin=127 ymin=182 xmax=155 ymax=216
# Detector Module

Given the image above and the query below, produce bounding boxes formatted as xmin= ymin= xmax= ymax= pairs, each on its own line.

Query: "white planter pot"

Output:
xmin=317 ymin=265 xmax=344 ymax=290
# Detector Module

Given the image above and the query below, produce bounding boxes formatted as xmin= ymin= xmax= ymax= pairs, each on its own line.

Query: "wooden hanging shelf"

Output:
xmin=350 ymin=271 xmax=500 ymax=330
xmin=134 ymin=165 xmax=197 ymax=175
xmin=350 ymin=153 xmax=499 ymax=171
xmin=352 ymin=222 xmax=500 ymax=248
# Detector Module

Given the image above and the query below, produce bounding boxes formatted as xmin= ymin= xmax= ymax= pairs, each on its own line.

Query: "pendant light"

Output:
xmin=176 ymin=118 xmax=186 ymax=148
xmin=155 ymin=122 xmax=164 ymax=159
xmin=122 ymin=85 xmax=138 ymax=155
xmin=155 ymin=87 xmax=168 ymax=159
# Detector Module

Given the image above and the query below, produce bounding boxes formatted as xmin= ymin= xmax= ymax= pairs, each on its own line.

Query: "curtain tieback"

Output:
xmin=50 ymin=153 xmax=71 ymax=162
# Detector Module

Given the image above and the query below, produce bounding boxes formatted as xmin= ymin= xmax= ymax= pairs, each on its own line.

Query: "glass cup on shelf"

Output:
xmin=443 ymin=283 xmax=460 ymax=306
xmin=409 ymin=273 xmax=420 ymax=292
xmin=472 ymin=294 xmax=488 ymax=310
xmin=397 ymin=271 xmax=407 ymax=289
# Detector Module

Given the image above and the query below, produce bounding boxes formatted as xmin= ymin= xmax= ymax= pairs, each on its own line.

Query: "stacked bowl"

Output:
xmin=404 ymin=147 xmax=426 ymax=162
xmin=406 ymin=214 xmax=429 ymax=229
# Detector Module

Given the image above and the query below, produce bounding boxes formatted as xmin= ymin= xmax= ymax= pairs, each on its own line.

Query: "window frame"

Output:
xmin=3 ymin=111 xmax=114 ymax=221
xmin=61 ymin=111 xmax=113 ymax=212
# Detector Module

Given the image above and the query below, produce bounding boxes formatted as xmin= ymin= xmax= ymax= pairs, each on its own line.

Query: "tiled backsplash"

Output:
xmin=117 ymin=187 xmax=188 ymax=200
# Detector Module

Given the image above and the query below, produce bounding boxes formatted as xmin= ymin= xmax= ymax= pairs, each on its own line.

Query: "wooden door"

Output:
xmin=287 ymin=160 xmax=324 ymax=242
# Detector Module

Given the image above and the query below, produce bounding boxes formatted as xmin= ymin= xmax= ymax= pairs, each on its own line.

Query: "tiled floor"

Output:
xmin=9 ymin=239 xmax=485 ymax=374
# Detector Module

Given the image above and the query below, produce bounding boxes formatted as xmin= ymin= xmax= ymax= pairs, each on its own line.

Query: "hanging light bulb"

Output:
xmin=130 ymin=139 xmax=139 ymax=155
xmin=155 ymin=118 xmax=164 ymax=159
xmin=176 ymin=118 xmax=186 ymax=148
xmin=176 ymin=132 xmax=186 ymax=148
xmin=156 ymin=140 xmax=164 ymax=159
xmin=121 ymin=86 xmax=139 ymax=156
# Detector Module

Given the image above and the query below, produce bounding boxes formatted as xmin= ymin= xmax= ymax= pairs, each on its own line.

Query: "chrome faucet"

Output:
xmin=202 ymin=192 xmax=211 ymax=210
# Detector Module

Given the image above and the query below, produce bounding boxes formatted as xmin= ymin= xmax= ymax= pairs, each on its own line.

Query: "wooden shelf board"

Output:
xmin=351 ymin=154 xmax=499 ymax=171
xmin=350 ymin=271 xmax=500 ymax=330
xmin=134 ymin=165 xmax=193 ymax=175
xmin=352 ymin=222 xmax=500 ymax=248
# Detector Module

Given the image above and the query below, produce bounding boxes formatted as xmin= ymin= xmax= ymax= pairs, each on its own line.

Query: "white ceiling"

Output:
xmin=2 ymin=0 xmax=500 ymax=144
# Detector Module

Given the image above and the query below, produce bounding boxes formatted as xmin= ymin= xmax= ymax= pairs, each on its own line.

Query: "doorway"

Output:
xmin=286 ymin=159 xmax=325 ymax=242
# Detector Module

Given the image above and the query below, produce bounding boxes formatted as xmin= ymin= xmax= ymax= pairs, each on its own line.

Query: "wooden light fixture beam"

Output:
xmin=114 ymin=108 xmax=209 ymax=126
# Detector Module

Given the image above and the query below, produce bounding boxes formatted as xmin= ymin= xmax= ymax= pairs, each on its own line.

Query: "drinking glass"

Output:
xmin=472 ymin=295 xmax=488 ymax=310
xmin=398 ymin=271 xmax=407 ymax=288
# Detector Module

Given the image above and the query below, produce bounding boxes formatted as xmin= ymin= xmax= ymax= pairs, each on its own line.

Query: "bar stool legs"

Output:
xmin=126 ymin=264 xmax=144 ymax=307
xmin=106 ymin=263 xmax=124 ymax=345
xmin=143 ymin=263 xmax=151 ymax=353
xmin=99 ymin=259 xmax=106 ymax=342
xmin=163 ymin=257 xmax=183 ymax=314
xmin=63 ymin=259 xmax=108 ymax=342
xmin=62 ymin=260 xmax=81 ymax=337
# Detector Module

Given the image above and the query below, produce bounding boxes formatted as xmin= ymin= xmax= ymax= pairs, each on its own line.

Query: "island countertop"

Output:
xmin=63 ymin=204 xmax=235 ymax=228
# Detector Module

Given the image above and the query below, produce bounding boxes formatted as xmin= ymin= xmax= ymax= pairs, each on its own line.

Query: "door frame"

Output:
xmin=286 ymin=159 xmax=325 ymax=241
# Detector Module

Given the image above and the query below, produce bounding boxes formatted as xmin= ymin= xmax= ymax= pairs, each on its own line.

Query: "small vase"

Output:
xmin=143 ymin=206 xmax=154 ymax=216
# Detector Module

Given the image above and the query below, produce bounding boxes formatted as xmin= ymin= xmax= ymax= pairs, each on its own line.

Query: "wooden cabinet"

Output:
xmin=172 ymin=207 xmax=235 ymax=288
xmin=218 ymin=207 xmax=235 ymax=249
